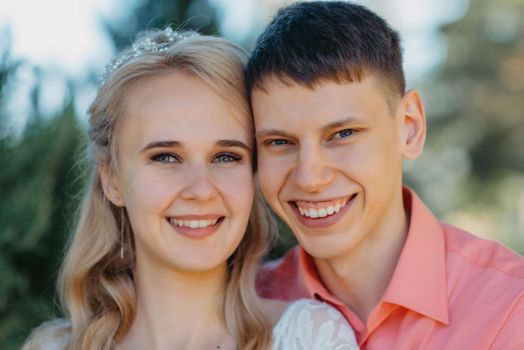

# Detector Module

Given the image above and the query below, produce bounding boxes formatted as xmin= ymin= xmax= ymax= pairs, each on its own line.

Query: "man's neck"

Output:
xmin=314 ymin=192 xmax=409 ymax=323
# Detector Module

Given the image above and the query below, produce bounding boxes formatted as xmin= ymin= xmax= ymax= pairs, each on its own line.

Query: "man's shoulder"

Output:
xmin=440 ymin=224 xmax=524 ymax=348
xmin=257 ymin=246 xmax=304 ymax=300
xmin=260 ymin=246 xmax=301 ymax=273
xmin=442 ymin=222 xmax=524 ymax=281
xmin=441 ymin=221 xmax=524 ymax=329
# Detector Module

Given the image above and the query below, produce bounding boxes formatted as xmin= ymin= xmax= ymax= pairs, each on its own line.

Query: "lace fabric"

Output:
xmin=272 ymin=299 xmax=359 ymax=350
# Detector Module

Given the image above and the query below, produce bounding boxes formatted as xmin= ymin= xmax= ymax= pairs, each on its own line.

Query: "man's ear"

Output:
xmin=398 ymin=89 xmax=426 ymax=160
xmin=99 ymin=165 xmax=125 ymax=207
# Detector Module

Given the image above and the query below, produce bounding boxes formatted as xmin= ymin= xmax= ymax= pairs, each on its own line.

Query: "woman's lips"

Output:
xmin=167 ymin=216 xmax=224 ymax=239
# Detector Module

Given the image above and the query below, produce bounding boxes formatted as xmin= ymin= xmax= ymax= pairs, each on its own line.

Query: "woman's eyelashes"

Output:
xmin=150 ymin=152 xmax=181 ymax=163
xmin=149 ymin=151 xmax=243 ymax=164
xmin=213 ymin=152 xmax=242 ymax=163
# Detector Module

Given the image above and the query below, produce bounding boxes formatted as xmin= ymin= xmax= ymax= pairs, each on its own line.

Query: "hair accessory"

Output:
xmin=99 ymin=27 xmax=197 ymax=85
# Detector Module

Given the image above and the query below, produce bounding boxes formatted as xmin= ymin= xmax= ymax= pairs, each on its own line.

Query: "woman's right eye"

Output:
xmin=150 ymin=153 xmax=180 ymax=163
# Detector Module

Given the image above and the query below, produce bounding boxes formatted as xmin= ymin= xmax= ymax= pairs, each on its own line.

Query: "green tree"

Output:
xmin=104 ymin=0 xmax=219 ymax=52
xmin=0 ymin=105 xmax=85 ymax=349
xmin=407 ymin=0 xmax=524 ymax=252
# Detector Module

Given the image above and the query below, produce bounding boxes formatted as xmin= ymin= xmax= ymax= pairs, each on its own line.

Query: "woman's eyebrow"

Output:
xmin=216 ymin=139 xmax=252 ymax=152
xmin=140 ymin=140 xmax=181 ymax=152
xmin=255 ymin=129 xmax=294 ymax=138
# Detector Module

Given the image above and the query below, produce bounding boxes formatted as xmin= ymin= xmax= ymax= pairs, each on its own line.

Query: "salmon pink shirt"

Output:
xmin=257 ymin=188 xmax=524 ymax=349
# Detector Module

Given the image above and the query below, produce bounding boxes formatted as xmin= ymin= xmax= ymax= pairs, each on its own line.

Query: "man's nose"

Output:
xmin=293 ymin=144 xmax=334 ymax=193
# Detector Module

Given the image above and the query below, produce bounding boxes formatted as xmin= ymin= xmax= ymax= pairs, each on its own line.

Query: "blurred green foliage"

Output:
xmin=0 ymin=0 xmax=523 ymax=349
xmin=0 ymin=104 xmax=84 ymax=349
xmin=406 ymin=0 xmax=524 ymax=253
xmin=1 ymin=34 xmax=87 ymax=348
xmin=0 ymin=36 xmax=85 ymax=347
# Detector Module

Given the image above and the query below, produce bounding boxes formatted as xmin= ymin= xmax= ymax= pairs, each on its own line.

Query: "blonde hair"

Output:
xmin=23 ymin=29 xmax=276 ymax=350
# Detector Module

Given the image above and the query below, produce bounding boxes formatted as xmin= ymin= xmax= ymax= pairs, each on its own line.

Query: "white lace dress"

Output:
xmin=272 ymin=299 xmax=359 ymax=350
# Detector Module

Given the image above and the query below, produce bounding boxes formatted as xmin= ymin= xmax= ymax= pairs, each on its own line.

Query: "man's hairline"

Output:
xmin=249 ymin=71 xmax=404 ymax=114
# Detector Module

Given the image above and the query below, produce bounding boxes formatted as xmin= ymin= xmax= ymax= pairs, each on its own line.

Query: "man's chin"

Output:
xmin=298 ymin=235 xmax=356 ymax=260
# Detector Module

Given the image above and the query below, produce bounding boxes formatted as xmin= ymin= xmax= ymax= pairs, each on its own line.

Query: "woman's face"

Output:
xmin=102 ymin=72 xmax=254 ymax=273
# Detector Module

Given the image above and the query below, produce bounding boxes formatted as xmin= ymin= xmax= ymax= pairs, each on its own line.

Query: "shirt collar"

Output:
xmin=297 ymin=247 xmax=345 ymax=306
xmin=296 ymin=187 xmax=450 ymax=325
xmin=382 ymin=187 xmax=449 ymax=324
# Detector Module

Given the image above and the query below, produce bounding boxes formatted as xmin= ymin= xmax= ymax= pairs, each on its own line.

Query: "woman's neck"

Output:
xmin=118 ymin=257 xmax=235 ymax=350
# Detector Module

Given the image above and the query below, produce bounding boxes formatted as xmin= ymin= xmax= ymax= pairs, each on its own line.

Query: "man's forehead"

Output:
xmin=251 ymin=74 xmax=400 ymax=121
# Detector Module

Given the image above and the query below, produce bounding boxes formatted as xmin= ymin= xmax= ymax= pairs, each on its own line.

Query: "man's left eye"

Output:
xmin=334 ymin=129 xmax=353 ymax=139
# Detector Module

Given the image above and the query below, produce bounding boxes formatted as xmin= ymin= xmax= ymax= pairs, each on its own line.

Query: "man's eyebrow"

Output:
xmin=216 ymin=139 xmax=252 ymax=152
xmin=256 ymin=116 xmax=363 ymax=138
xmin=322 ymin=116 xmax=363 ymax=131
xmin=255 ymin=129 xmax=294 ymax=138
xmin=140 ymin=140 xmax=181 ymax=152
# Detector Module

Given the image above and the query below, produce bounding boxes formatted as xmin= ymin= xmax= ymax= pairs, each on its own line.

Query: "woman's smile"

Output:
xmin=167 ymin=215 xmax=224 ymax=239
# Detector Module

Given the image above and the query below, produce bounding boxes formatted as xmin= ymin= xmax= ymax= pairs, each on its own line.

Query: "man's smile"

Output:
xmin=288 ymin=194 xmax=358 ymax=228
xmin=294 ymin=195 xmax=356 ymax=218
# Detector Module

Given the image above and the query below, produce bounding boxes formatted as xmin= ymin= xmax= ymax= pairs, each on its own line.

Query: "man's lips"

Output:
xmin=289 ymin=194 xmax=357 ymax=228
xmin=294 ymin=195 xmax=355 ymax=218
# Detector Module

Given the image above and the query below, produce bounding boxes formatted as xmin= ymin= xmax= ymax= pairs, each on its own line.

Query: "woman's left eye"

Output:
xmin=151 ymin=152 xmax=180 ymax=163
xmin=214 ymin=153 xmax=241 ymax=163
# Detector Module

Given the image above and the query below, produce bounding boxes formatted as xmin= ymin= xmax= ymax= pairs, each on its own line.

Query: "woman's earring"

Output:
xmin=120 ymin=208 xmax=125 ymax=259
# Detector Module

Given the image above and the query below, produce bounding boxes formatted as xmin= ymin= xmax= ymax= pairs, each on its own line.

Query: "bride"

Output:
xmin=23 ymin=28 xmax=358 ymax=350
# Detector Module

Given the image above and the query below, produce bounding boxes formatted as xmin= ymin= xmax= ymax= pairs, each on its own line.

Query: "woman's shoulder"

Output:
xmin=22 ymin=319 xmax=72 ymax=350
xmin=272 ymin=299 xmax=359 ymax=349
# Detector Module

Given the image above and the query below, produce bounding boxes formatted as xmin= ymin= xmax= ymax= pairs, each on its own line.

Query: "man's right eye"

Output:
xmin=266 ymin=139 xmax=289 ymax=146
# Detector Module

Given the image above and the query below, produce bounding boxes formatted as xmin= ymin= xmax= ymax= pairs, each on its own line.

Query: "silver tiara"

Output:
xmin=99 ymin=27 xmax=197 ymax=85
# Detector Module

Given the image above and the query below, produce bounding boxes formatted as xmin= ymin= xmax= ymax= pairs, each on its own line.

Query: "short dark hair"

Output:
xmin=246 ymin=1 xmax=405 ymax=97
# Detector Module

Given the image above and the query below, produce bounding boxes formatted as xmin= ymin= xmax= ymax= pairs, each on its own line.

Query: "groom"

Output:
xmin=248 ymin=2 xmax=524 ymax=348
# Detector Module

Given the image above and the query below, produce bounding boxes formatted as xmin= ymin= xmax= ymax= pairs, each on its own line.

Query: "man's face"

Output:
xmin=252 ymin=76 xmax=419 ymax=260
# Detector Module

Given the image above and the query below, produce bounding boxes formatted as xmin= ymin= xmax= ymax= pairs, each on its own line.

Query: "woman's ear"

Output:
xmin=398 ymin=89 xmax=426 ymax=160
xmin=99 ymin=165 xmax=125 ymax=207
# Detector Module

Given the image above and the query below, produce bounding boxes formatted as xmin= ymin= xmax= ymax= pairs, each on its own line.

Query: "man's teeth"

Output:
xmin=169 ymin=218 xmax=219 ymax=228
xmin=297 ymin=200 xmax=348 ymax=218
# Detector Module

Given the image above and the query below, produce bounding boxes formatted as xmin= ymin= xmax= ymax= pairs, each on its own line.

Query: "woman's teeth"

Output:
xmin=169 ymin=218 xmax=219 ymax=228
